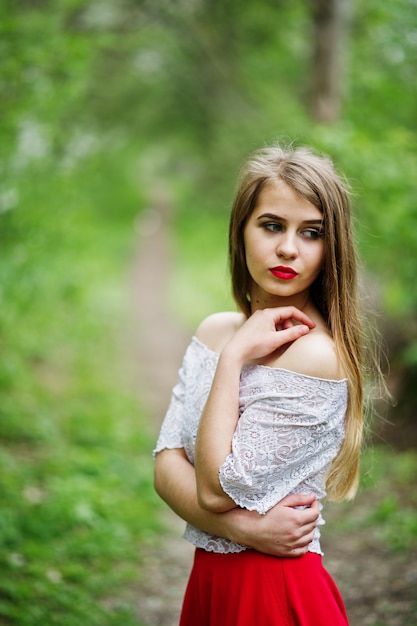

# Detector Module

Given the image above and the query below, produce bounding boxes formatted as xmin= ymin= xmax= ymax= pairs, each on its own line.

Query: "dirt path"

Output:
xmin=131 ymin=200 xmax=417 ymax=626
xmin=131 ymin=199 xmax=194 ymax=626
xmin=131 ymin=198 xmax=190 ymax=420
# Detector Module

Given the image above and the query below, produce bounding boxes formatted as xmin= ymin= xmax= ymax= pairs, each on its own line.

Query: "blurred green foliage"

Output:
xmin=0 ymin=147 xmax=164 ymax=623
xmin=0 ymin=0 xmax=416 ymax=623
xmin=324 ymin=446 xmax=417 ymax=551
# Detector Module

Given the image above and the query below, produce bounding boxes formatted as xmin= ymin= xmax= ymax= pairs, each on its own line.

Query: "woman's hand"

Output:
xmin=223 ymin=306 xmax=315 ymax=366
xmin=224 ymin=494 xmax=320 ymax=557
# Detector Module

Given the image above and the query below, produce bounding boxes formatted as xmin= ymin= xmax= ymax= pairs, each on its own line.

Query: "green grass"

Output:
xmin=344 ymin=446 xmax=417 ymax=551
xmin=322 ymin=445 xmax=417 ymax=558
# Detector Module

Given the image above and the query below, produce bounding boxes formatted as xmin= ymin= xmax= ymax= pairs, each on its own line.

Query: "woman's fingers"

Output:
xmin=272 ymin=323 xmax=310 ymax=347
xmin=224 ymin=306 xmax=315 ymax=364
xmin=269 ymin=306 xmax=315 ymax=329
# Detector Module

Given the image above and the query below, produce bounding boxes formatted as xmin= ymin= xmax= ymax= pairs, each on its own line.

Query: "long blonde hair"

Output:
xmin=229 ymin=144 xmax=365 ymax=501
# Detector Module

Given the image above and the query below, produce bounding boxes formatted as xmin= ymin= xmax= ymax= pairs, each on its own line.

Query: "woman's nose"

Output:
xmin=276 ymin=232 xmax=298 ymax=258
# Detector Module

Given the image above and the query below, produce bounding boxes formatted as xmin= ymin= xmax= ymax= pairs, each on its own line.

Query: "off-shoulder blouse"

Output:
xmin=154 ymin=337 xmax=348 ymax=555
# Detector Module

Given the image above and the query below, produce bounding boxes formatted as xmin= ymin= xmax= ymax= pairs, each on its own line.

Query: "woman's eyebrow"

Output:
xmin=256 ymin=213 xmax=280 ymax=220
xmin=256 ymin=213 xmax=324 ymax=225
xmin=303 ymin=219 xmax=324 ymax=225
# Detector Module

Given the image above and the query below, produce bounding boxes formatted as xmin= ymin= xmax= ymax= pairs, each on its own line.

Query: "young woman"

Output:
xmin=154 ymin=144 xmax=370 ymax=625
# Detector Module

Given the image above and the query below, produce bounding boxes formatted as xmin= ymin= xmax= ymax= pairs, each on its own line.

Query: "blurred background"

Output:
xmin=0 ymin=0 xmax=416 ymax=624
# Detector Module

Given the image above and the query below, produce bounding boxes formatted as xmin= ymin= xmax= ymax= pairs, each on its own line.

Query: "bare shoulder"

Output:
xmin=195 ymin=311 xmax=246 ymax=353
xmin=275 ymin=327 xmax=345 ymax=381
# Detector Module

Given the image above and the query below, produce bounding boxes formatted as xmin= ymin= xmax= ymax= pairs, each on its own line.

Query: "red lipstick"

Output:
xmin=269 ymin=266 xmax=298 ymax=280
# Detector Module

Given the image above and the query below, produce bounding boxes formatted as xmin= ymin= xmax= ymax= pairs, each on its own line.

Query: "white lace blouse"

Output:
xmin=154 ymin=336 xmax=348 ymax=555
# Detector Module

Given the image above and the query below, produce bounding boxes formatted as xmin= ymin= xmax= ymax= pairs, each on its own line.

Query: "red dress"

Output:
xmin=179 ymin=549 xmax=349 ymax=626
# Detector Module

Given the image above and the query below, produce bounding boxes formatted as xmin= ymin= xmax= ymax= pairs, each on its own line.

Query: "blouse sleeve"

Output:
xmin=218 ymin=368 xmax=347 ymax=514
xmin=153 ymin=357 xmax=188 ymax=457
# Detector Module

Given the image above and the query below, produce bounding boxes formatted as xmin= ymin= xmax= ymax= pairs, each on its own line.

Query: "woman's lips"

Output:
xmin=269 ymin=266 xmax=298 ymax=280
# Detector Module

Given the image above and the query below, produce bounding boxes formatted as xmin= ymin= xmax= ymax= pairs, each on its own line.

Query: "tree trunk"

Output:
xmin=308 ymin=0 xmax=352 ymax=123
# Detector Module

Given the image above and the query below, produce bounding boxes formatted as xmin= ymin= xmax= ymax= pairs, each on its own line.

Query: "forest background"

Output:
xmin=0 ymin=0 xmax=416 ymax=624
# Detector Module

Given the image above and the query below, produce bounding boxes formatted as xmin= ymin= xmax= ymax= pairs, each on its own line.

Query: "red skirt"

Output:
xmin=179 ymin=549 xmax=349 ymax=626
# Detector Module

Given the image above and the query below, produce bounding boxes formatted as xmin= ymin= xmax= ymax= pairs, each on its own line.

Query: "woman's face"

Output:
xmin=243 ymin=179 xmax=325 ymax=312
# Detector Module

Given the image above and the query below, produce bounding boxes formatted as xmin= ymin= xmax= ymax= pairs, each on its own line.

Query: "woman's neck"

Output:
xmin=249 ymin=291 xmax=311 ymax=315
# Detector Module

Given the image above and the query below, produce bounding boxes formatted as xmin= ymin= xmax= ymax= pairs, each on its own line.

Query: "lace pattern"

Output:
xmin=154 ymin=337 xmax=348 ymax=555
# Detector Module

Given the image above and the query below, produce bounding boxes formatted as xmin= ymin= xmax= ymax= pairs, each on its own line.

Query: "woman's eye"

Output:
xmin=303 ymin=228 xmax=323 ymax=240
xmin=264 ymin=222 xmax=283 ymax=233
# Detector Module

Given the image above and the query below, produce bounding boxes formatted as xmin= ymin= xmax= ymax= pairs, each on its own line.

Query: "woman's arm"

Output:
xmin=154 ymin=447 xmax=320 ymax=557
xmin=194 ymin=307 xmax=314 ymax=512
